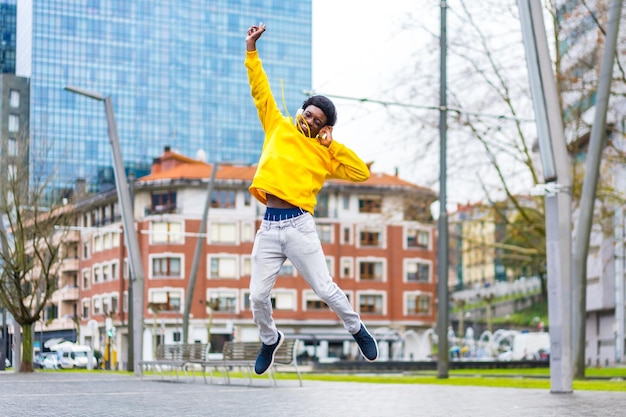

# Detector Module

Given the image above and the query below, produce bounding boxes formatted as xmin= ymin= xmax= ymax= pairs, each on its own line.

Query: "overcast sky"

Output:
xmin=312 ymin=1 xmax=445 ymax=197
xmin=312 ymin=1 xmax=537 ymax=209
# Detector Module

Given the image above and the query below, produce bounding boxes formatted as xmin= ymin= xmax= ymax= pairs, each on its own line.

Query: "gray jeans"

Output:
xmin=250 ymin=212 xmax=361 ymax=344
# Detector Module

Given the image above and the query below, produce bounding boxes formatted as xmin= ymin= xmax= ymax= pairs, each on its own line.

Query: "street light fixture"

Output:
xmin=64 ymin=85 xmax=145 ymax=377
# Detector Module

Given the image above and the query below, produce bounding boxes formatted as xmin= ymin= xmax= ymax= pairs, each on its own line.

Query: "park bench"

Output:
xmin=139 ymin=343 xmax=208 ymax=380
xmin=200 ymin=338 xmax=302 ymax=387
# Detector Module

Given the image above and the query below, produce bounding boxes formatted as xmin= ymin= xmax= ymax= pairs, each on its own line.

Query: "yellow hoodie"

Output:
xmin=245 ymin=50 xmax=370 ymax=214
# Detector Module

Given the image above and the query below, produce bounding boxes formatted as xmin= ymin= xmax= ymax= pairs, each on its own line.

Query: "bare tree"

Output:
xmin=393 ymin=1 xmax=625 ymax=273
xmin=0 ymin=131 xmax=72 ymax=372
xmin=393 ymin=0 xmax=625 ymax=377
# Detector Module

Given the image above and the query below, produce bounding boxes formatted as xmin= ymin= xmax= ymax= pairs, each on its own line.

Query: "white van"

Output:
xmin=53 ymin=344 xmax=97 ymax=369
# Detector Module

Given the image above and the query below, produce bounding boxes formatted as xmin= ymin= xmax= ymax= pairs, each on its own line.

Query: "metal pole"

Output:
xmin=616 ymin=207 xmax=625 ymax=364
xmin=519 ymin=0 xmax=572 ymax=393
xmin=182 ymin=163 xmax=218 ymax=344
xmin=572 ymin=0 xmax=623 ymax=378
xmin=103 ymin=97 xmax=145 ymax=377
xmin=436 ymin=0 xmax=449 ymax=379
xmin=0 ymin=307 xmax=6 ymax=370
xmin=127 ymin=172 xmax=135 ymax=372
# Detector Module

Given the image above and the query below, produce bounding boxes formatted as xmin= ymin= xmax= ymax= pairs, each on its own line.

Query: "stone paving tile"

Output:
xmin=0 ymin=371 xmax=625 ymax=417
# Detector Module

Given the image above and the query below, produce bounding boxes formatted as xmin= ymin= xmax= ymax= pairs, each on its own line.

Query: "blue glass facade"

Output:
xmin=0 ymin=0 xmax=16 ymax=74
xmin=20 ymin=0 xmax=312 ymax=193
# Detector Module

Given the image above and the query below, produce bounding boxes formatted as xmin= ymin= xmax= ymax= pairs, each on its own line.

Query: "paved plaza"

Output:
xmin=1 ymin=371 xmax=625 ymax=417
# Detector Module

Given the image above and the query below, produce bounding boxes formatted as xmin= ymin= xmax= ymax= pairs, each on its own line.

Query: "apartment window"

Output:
xmin=8 ymin=114 xmax=19 ymax=132
xmin=340 ymin=257 xmax=353 ymax=279
xmin=149 ymin=289 xmax=182 ymax=312
xmin=167 ymin=292 xmax=182 ymax=311
xmin=151 ymin=221 xmax=184 ymax=243
xmin=82 ymin=299 xmax=90 ymax=319
xmin=342 ymin=195 xmax=350 ymax=210
xmin=406 ymin=293 xmax=431 ymax=315
xmin=359 ymin=229 xmax=383 ymax=247
xmin=152 ymin=255 xmax=183 ymax=278
xmin=82 ymin=241 xmax=90 ymax=259
xmin=7 ymin=138 xmax=17 ymax=156
xmin=358 ymin=260 xmax=384 ymax=282
xmin=270 ymin=291 xmax=296 ymax=311
xmin=44 ymin=304 xmax=58 ymax=321
xmin=406 ymin=260 xmax=431 ymax=283
xmin=303 ymin=291 xmax=330 ymax=311
xmin=210 ymin=222 xmax=237 ymax=244
xmin=93 ymin=297 xmax=102 ymax=315
xmin=112 ymin=231 xmax=120 ymax=247
xmin=341 ymin=225 xmax=352 ymax=245
xmin=359 ymin=293 xmax=384 ymax=314
xmin=102 ymin=297 xmax=111 ymax=315
xmin=93 ymin=265 xmax=102 ymax=283
xmin=93 ymin=235 xmax=103 ymax=252
xmin=241 ymin=222 xmax=255 ymax=242
xmin=102 ymin=264 xmax=110 ymax=281
xmin=316 ymin=223 xmax=333 ymax=243
xmin=207 ymin=291 xmax=237 ymax=312
xmin=358 ymin=196 xmax=382 ymax=213
xmin=241 ymin=256 xmax=251 ymax=277
xmin=209 ymin=256 xmax=237 ymax=279
xmin=315 ymin=194 xmax=329 ymax=218
xmin=82 ymin=269 xmax=91 ymax=289
xmin=111 ymin=261 xmax=119 ymax=280
xmin=111 ymin=295 xmax=119 ymax=314
xmin=243 ymin=291 xmax=251 ymax=310
xmin=9 ymin=89 xmax=19 ymax=107
xmin=123 ymin=292 xmax=129 ymax=313
xmin=211 ymin=190 xmax=236 ymax=208
xmin=244 ymin=192 xmax=251 ymax=206
xmin=151 ymin=191 xmax=177 ymax=213
xmin=407 ymin=228 xmax=430 ymax=249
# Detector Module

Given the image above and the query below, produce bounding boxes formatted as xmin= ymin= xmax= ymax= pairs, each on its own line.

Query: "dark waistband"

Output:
xmin=264 ymin=207 xmax=306 ymax=221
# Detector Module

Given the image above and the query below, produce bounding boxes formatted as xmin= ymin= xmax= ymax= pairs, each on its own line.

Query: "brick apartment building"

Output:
xmin=36 ymin=147 xmax=438 ymax=367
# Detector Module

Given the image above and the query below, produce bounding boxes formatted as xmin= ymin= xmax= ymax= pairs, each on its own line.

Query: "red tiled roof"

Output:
xmin=139 ymin=149 xmax=429 ymax=191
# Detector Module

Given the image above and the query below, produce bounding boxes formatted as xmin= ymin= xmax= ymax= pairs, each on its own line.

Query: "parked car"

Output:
xmin=43 ymin=353 xmax=61 ymax=370
xmin=34 ymin=352 xmax=57 ymax=369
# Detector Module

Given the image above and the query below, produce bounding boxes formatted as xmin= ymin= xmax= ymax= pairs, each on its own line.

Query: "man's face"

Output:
xmin=296 ymin=105 xmax=327 ymax=138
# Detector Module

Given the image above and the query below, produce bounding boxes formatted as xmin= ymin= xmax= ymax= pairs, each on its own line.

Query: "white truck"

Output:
xmin=51 ymin=342 xmax=97 ymax=369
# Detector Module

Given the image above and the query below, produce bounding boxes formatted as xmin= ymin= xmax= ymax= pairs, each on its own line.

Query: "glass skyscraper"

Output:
xmin=0 ymin=0 xmax=16 ymax=74
xmin=16 ymin=0 xmax=312 ymax=193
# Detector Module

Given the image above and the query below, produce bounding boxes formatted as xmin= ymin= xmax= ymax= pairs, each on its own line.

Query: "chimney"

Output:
xmin=152 ymin=157 xmax=162 ymax=174
xmin=75 ymin=178 xmax=87 ymax=196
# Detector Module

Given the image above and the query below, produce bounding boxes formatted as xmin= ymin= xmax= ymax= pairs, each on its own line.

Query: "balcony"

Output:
xmin=61 ymin=257 xmax=80 ymax=272
xmin=66 ymin=230 xmax=80 ymax=242
xmin=144 ymin=205 xmax=178 ymax=216
xmin=52 ymin=286 xmax=79 ymax=302
xmin=42 ymin=315 xmax=77 ymax=332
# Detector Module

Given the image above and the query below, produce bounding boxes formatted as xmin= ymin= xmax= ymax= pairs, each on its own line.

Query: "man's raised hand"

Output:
xmin=246 ymin=22 xmax=266 ymax=50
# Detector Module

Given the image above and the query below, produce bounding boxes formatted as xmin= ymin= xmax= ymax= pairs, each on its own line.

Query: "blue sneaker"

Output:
xmin=254 ymin=330 xmax=284 ymax=375
xmin=352 ymin=323 xmax=378 ymax=361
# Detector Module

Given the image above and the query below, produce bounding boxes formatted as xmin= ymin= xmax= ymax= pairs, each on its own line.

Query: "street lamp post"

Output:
xmin=64 ymin=86 xmax=145 ymax=377
xmin=519 ymin=1 xmax=572 ymax=393
xmin=436 ymin=0 xmax=449 ymax=379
